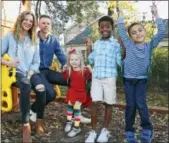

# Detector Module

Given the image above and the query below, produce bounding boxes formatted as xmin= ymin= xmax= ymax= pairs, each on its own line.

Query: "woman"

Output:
xmin=1 ymin=11 xmax=46 ymax=142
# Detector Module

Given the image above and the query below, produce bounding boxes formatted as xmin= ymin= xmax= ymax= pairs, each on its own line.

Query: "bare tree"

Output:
xmin=33 ymin=0 xmax=101 ymax=35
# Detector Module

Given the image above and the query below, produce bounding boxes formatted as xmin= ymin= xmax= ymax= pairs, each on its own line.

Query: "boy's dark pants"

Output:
xmin=123 ymin=78 xmax=153 ymax=132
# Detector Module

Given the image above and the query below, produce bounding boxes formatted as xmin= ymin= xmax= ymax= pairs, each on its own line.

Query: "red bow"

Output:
xmin=68 ymin=48 xmax=76 ymax=54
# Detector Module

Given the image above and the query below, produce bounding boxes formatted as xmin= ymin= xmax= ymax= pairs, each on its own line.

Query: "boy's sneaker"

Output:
xmin=140 ymin=129 xmax=153 ymax=143
xmin=64 ymin=121 xmax=73 ymax=133
xmin=80 ymin=115 xmax=91 ymax=124
xmin=97 ymin=128 xmax=111 ymax=143
xmin=126 ymin=131 xmax=137 ymax=143
xmin=85 ymin=130 xmax=97 ymax=143
xmin=30 ymin=109 xmax=37 ymax=122
xmin=67 ymin=127 xmax=81 ymax=137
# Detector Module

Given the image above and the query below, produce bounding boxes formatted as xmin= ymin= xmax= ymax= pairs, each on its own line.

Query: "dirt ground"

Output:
xmin=1 ymin=98 xmax=168 ymax=143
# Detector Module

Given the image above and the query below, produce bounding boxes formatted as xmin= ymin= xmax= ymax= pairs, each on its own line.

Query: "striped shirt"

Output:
xmin=117 ymin=18 xmax=165 ymax=79
xmin=88 ymin=36 xmax=121 ymax=79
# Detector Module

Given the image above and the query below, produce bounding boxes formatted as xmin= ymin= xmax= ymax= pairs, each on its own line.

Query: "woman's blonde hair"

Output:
xmin=67 ymin=48 xmax=85 ymax=77
xmin=11 ymin=11 xmax=38 ymax=45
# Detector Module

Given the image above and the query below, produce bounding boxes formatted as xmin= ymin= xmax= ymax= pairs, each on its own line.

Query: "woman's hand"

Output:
xmin=27 ymin=70 xmax=34 ymax=80
xmin=6 ymin=59 xmax=20 ymax=67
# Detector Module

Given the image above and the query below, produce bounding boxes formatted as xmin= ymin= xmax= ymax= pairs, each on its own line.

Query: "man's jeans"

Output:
xmin=123 ymin=78 xmax=153 ymax=132
xmin=31 ymin=69 xmax=67 ymax=113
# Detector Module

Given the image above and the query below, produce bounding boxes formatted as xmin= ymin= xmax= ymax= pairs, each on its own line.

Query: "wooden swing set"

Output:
xmin=1 ymin=0 xmax=168 ymax=114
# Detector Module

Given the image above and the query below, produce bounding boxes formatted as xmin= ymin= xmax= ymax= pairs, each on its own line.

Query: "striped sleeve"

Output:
xmin=149 ymin=18 xmax=166 ymax=49
xmin=117 ymin=17 xmax=130 ymax=46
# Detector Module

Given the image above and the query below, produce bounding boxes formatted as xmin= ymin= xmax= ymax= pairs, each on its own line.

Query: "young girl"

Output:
xmin=1 ymin=11 xmax=46 ymax=142
xmin=62 ymin=48 xmax=91 ymax=137
xmin=117 ymin=4 xmax=165 ymax=143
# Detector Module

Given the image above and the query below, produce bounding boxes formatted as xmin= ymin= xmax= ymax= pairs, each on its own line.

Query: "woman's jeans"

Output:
xmin=13 ymin=73 xmax=46 ymax=124
xmin=123 ymin=78 xmax=153 ymax=132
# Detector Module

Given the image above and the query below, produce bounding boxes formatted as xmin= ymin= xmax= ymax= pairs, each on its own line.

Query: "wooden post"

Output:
xmin=11 ymin=87 xmax=19 ymax=112
xmin=21 ymin=0 xmax=31 ymax=12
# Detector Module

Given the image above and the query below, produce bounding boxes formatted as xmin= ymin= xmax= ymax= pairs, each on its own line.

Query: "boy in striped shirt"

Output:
xmin=117 ymin=4 xmax=165 ymax=143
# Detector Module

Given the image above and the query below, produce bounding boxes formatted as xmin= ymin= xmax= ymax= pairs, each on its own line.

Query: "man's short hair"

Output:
xmin=39 ymin=14 xmax=51 ymax=20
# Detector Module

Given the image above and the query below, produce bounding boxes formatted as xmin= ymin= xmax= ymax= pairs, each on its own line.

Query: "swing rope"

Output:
xmin=148 ymin=1 xmax=156 ymax=76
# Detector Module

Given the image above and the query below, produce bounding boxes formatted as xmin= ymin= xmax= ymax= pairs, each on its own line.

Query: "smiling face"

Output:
xmin=69 ymin=54 xmax=81 ymax=70
xmin=21 ymin=14 xmax=33 ymax=32
xmin=129 ymin=24 xmax=146 ymax=44
xmin=99 ymin=21 xmax=113 ymax=39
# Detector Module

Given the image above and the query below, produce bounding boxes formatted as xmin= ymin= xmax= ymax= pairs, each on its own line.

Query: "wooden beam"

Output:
xmin=112 ymin=103 xmax=168 ymax=114
xmin=55 ymin=98 xmax=168 ymax=114
xmin=8 ymin=88 xmax=169 ymax=115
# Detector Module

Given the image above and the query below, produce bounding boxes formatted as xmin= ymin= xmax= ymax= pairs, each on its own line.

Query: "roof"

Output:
xmin=65 ymin=15 xmax=104 ymax=46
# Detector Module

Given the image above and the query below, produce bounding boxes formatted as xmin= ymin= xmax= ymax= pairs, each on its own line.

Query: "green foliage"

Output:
xmin=107 ymin=1 xmax=138 ymax=21
xmin=150 ymin=47 xmax=168 ymax=92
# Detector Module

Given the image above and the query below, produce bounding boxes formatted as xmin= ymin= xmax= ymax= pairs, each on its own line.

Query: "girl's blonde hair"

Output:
xmin=11 ymin=11 xmax=38 ymax=45
xmin=67 ymin=48 xmax=85 ymax=77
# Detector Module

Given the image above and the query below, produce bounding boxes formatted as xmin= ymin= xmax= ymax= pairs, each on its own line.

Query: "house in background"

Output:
xmin=64 ymin=16 xmax=104 ymax=60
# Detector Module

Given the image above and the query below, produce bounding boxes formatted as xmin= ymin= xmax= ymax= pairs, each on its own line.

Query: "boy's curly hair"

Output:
xmin=98 ymin=16 xmax=114 ymax=30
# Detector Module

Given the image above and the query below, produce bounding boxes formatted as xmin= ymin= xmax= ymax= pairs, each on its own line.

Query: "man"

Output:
xmin=30 ymin=14 xmax=91 ymax=124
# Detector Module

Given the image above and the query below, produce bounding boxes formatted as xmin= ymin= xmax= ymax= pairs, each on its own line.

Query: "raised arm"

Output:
xmin=149 ymin=4 xmax=166 ymax=49
xmin=117 ymin=11 xmax=130 ymax=45
xmin=85 ymin=37 xmax=93 ymax=56
xmin=88 ymin=47 xmax=95 ymax=65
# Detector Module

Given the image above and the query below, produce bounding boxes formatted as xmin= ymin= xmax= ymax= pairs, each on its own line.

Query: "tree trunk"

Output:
xmin=21 ymin=0 xmax=31 ymax=12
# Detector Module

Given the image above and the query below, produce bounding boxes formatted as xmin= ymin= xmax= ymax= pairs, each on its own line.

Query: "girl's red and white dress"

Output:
xmin=62 ymin=67 xmax=91 ymax=105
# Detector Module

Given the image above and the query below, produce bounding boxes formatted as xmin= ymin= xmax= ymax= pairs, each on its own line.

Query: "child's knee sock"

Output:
xmin=67 ymin=101 xmax=73 ymax=122
xmin=73 ymin=101 xmax=82 ymax=128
